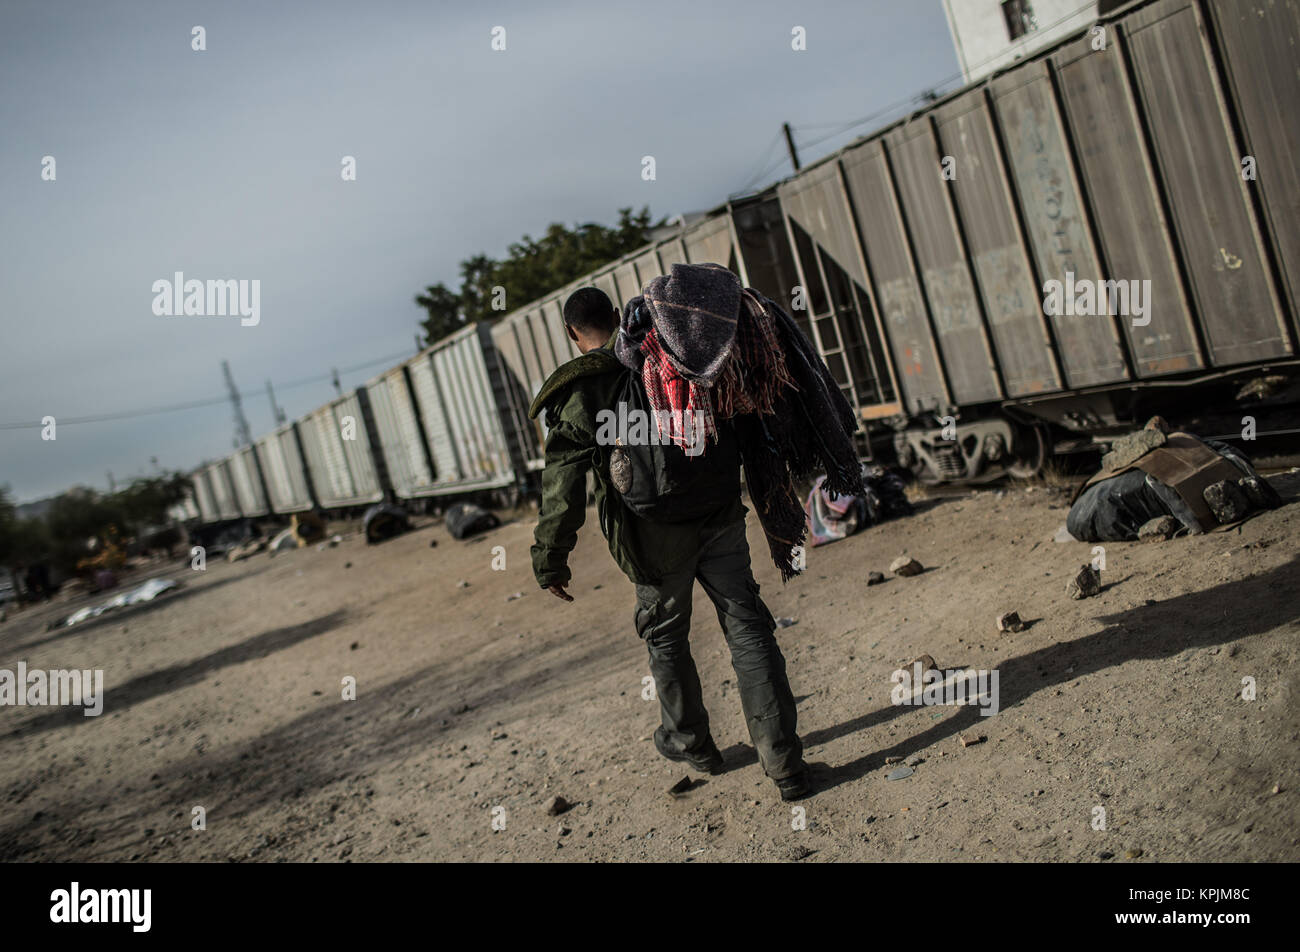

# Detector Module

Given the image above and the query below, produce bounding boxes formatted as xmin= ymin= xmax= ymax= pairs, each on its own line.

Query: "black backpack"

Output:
xmin=605 ymin=369 xmax=740 ymax=523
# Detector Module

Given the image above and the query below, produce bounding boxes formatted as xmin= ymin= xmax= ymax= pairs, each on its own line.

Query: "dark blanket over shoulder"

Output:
xmin=617 ymin=262 xmax=864 ymax=579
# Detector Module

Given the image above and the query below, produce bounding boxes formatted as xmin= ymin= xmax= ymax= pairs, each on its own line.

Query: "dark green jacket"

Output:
xmin=529 ymin=332 xmax=744 ymax=589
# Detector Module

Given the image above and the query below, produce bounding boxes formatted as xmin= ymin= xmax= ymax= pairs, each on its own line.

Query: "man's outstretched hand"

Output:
xmin=546 ymin=583 xmax=574 ymax=602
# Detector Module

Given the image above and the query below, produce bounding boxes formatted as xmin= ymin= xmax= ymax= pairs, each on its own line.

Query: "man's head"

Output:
xmin=563 ymin=287 xmax=618 ymax=353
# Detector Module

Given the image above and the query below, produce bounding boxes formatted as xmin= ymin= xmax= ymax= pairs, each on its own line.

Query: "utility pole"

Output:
xmin=331 ymin=367 xmax=342 ymax=398
xmin=222 ymin=360 xmax=253 ymax=448
xmin=266 ymin=379 xmax=286 ymax=425
xmin=782 ymin=122 xmax=801 ymax=173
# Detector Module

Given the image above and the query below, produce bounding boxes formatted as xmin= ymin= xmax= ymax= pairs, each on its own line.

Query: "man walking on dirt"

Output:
xmin=529 ymin=286 xmax=812 ymax=801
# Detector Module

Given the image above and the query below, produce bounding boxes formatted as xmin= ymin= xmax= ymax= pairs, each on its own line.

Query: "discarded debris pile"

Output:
xmin=805 ymin=464 xmax=913 ymax=548
xmin=363 ymin=504 xmax=412 ymax=545
xmin=445 ymin=502 xmax=500 ymax=540
xmin=1066 ymin=420 xmax=1281 ymax=542
xmin=62 ymin=577 xmax=178 ymax=627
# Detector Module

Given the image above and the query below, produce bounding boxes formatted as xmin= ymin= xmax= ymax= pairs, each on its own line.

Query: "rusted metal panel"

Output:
xmin=933 ymin=91 xmax=1063 ymax=395
xmin=1052 ymin=33 xmax=1205 ymax=377
xmin=1124 ymin=0 xmax=1291 ymax=364
xmin=541 ymin=298 xmax=576 ymax=364
xmin=614 ymin=261 xmax=641 ymax=305
xmin=429 ymin=327 xmax=514 ymax=489
xmin=593 ymin=270 xmax=620 ymax=309
xmin=682 ymin=215 xmax=735 ymax=269
xmin=991 ymin=61 xmax=1131 ymax=387
xmin=632 ymin=248 xmax=662 ymax=288
xmin=228 ymin=446 xmax=269 ymax=517
xmin=1205 ymin=0 xmax=1300 ymax=335
xmin=256 ymin=425 xmax=313 ymax=512
xmin=838 ymin=140 xmax=949 ymax=413
xmin=208 ymin=461 xmax=242 ymax=521
xmin=777 ymin=162 xmax=870 ymax=288
xmin=776 ymin=162 xmax=897 ymax=415
xmin=364 ymin=367 xmax=435 ymax=499
xmin=656 ymin=238 xmax=687 ymax=271
xmin=191 ymin=467 xmax=219 ymax=523
xmin=884 ymin=122 xmax=1003 ymax=404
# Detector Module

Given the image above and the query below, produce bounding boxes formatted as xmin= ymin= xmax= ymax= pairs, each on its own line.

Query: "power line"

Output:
xmin=736 ymin=0 xmax=1099 ymax=196
xmin=0 ymin=348 xmax=415 ymax=431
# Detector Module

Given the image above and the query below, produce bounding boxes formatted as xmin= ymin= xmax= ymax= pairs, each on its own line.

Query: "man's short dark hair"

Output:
xmin=563 ymin=287 xmax=618 ymax=335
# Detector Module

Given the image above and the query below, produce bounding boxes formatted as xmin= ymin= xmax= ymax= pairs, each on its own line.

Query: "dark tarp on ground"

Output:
xmin=445 ymin=502 xmax=500 ymax=540
xmin=363 ymin=503 xmax=412 ymax=544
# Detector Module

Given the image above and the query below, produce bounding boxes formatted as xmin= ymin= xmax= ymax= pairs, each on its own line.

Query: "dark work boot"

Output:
xmin=653 ymin=727 xmax=725 ymax=775
xmin=774 ymin=764 xmax=813 ymax=801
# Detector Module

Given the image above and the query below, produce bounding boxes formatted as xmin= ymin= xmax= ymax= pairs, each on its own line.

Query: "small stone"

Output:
xmin=911 ymin=654 xmax=938 ymax=673
xmin=996 ymin=611 xmax=1025 ymax=632
xmin=545 ymin=796 xmax=572 ymax=817
xmin=884 ymin=756 xmax=903 ymax=765
xmin=344 ymin=561 xmax=352 ymax=569
xmin=1053 ymin=523 xmax=1074 ymax=543
xmin=350 ymin=642 xmax=359 ymax=651
xmin=958 ymin=734 xmax=986 ymax=748
xmin=867 ymin=571 xmax=886 ymax=586
xmin=1125 ymin=848 xmax=1143 ymax=859
xmin=668 ymin=776 xmax=694 ymax=796
xmin=885 ymin=767 xmax=914 ymax=781
xmin=1066 ymin=564 xmax=1101 ymax=600
xmin=1203 ymin=479 xmax=1249 ymax=524
xmin=1238 ymin=475 xmax=1279 ymax=511
xmin=1098 ymin=850 xmax=1114 ymax=860
xmin=1137 ymin=516 xmax=1179 ymax=542
xmin=776 ymin=617 xmax=798 ymax=628
xmin=1101 ymin=428 xmax=1166 ymax=470
xmin=429 ymin=539 xmax=438 ymax=547
xmin=890 ymin=556 xmax=924 ymax=577
xmin=457 ymin=579 xmax=469 ymax=588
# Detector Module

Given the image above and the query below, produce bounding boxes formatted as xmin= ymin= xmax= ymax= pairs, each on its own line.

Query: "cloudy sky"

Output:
xmin=0 ymin=0 xmax=960 ymax=503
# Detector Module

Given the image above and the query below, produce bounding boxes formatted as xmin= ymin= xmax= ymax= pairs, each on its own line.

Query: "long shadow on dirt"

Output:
xmin=803 ymin=553 xmax=1300 ymax=793
xmin=1 ymin=608 xmax=349 ymax=741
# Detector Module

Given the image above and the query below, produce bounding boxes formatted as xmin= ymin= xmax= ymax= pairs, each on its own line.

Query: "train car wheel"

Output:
xmin=1007 ymin=424 xmax=1049 ymax=480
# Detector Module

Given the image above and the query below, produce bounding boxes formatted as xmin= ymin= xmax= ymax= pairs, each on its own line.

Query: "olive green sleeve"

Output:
xmin=530 ymin=395 xmax=596 ymax=588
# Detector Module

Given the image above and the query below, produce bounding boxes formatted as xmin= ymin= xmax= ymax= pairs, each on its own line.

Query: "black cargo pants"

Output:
xmin=633 ymin=518 xmax=804 ymax=780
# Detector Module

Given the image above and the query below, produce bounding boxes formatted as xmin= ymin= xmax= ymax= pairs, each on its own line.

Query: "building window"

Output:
xmin=1002 ymin=0 xmax=1037 ymax=40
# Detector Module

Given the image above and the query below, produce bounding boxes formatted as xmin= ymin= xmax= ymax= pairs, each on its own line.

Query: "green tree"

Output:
xmin=417 ymin=206 xmax=660 ymax=346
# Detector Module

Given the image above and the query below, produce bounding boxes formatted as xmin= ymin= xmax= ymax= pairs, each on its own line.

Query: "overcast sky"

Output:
xmin=0 ymin=0 xmax=960 ymax=503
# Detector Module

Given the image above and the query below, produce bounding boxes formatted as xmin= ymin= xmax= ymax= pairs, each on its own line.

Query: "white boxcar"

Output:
xmin=227 ymin=445 xmax=269 ymax=517
xmin=296 ymin=393 xmax=385 ymax=509
xmin=207 ymin=461 xmax=242 ymax=521
xmin=256 ymin=424 xmax=314 ymax=513
xmin=405 ymin=322 xmax=515 ymax=494
xmin=190 ymin=468 xmax=219 ymax=524
xmin=364 ymin=364 xmax=437 ymax=499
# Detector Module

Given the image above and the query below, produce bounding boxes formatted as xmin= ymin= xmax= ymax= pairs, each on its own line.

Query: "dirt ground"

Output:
xmin=2 ymin=472 xmax=1298 ymax=863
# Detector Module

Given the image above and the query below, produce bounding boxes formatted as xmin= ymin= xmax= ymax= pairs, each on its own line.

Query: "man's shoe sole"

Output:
xmin=659 ymin=748 xmax=725 ymax=775
xmin=776 ymin=772 xmax=813 ymax=801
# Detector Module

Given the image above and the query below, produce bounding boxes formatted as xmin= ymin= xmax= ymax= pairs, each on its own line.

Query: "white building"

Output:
xmin=942 ymin=0 xmax=1103 ymax=83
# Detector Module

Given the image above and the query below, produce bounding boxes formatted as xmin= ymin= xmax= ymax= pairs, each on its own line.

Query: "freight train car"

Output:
xmin=758 ymin=0 xmax=1299 ymax=482
xmin=226 ymin=445 xmax=270 ymax=518
xmin=490 ymin=196 xmax=791 ymax=469
xmin=176 ymin=0 xmax=1297 ymax=514
xmin=255 ymin=423 xmax=315 ymax=513
xmin=294 ymin=391 xmax=387 ymax=510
